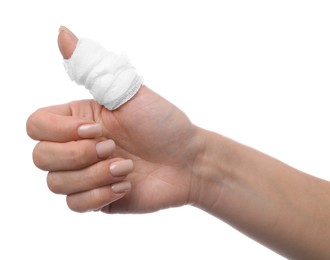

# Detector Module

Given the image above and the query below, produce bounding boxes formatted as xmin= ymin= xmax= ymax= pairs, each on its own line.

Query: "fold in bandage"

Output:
xmin=63 ymin=38 xmax=143 ymax=110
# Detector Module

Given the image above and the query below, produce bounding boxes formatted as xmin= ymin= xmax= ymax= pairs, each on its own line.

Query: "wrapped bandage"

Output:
xmin=63 ymin=38 xmax=143 ymax=110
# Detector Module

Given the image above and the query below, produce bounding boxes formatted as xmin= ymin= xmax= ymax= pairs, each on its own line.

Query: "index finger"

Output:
xmin=26 ymin=102 xmax=101 ymax=142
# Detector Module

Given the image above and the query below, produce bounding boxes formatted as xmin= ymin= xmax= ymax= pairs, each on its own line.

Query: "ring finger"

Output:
xmin=47 ymin=158 xmax=134 ymax=195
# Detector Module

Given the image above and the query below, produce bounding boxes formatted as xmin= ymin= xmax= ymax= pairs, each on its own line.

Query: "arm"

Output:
xmin=27 ymin=27 xmax=330 ymax=259
xmin=191 ymin=129 xmax=330 ymax=259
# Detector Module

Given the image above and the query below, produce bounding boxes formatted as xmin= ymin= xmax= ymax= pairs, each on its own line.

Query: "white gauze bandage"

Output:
xmin=63 ymin=38 xmax=143 ymax=110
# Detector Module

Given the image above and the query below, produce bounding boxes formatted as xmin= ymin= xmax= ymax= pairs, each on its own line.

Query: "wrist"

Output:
xmin=188 ymin=128 xmax=234 ymax=213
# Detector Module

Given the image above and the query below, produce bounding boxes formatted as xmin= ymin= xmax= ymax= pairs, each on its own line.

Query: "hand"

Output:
xmin=26 ymin=27 xmax=203 ymax=214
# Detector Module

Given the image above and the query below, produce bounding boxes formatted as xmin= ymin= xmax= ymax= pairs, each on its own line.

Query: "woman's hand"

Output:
xmin=26 ymin=27 xmax=203 ymax=214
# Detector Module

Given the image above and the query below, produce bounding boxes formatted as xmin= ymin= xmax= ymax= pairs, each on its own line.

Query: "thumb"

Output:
xmin=58 ymin=26 xmax=78 ymax=59
xmin=57 ymin=26 xmax=144 ymax=111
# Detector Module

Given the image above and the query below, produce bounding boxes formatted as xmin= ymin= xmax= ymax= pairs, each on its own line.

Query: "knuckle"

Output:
xmin=70 ymin=141 xmax=94 ymax=168
xmin=26 ymin=109 xmax=43 ymax=140
xmin=66 ymin=196 xmax=83 ymax=213
xmin=70 ymin=140 xmax=98 ymax=167
xmin=26 ymin=113 xmax=38 ymax=140
xmin=89 ymin=188 xmax=108 ymax=207
xmin=85 ymin=161 xmax=106 ymax=186
xmin=47 ymin=172 xmax=63 ymax=194
xmin=32 ymin=142 xmax=49 ymax=170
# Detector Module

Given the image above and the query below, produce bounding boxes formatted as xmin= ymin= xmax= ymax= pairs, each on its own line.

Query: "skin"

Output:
xmin=26 ymin=26 xmax=330 ymax=259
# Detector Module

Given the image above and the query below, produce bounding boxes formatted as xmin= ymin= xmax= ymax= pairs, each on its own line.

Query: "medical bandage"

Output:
xmin=63 ymin=38 xmax=143 ymax=110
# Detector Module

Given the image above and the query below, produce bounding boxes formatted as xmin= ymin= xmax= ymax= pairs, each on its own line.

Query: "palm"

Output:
xmin=71 ymin=86 xmax=199 ymax=213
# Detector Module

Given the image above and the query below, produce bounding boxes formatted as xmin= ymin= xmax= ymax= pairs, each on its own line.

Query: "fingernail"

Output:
xmin=78 ymin=123 xmax=102 ymax=138
xmin=58 ymin=25 xmax=78 ymax=59
xmin=112 ymin=181 xmax=131 ymax=194
xmin=96 ymin=139 xmax=115 ymax=158
xmin=58 ymin=26 xmax=78 ymax=44
xmin=59 ymin=25 xmax=72 ymax=33
xmin=110 ymin=159 xmax=133 ymax=177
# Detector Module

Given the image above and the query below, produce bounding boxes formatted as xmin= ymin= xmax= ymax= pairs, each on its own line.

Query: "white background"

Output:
xmin=1 ymin=0 xmax=329 ymax=259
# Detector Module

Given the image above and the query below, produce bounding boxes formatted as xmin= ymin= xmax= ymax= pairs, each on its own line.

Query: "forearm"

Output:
xmin=191 ymin=128 xmax=330 ymax=259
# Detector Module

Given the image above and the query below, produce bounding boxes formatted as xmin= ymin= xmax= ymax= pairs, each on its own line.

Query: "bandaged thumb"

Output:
xmin=63 ymin=37 xmax=143 ymax=110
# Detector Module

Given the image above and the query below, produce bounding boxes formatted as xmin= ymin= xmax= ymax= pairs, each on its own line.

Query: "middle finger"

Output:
xmin=33 ymin=139 xmax=115 ymax=171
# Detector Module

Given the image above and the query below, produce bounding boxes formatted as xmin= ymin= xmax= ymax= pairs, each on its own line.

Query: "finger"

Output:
xmin=33 ymin=139 xmax=115 ymax=171
xmin=26 ymin=104 xmax=101 ymax=142
xmin=66 ymin=181 xmax=131 ymax=213
xmin=47 ymin=158 xmax=133 ymax=195
xmin=58 ymin=26 xmax=78 ymax=59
